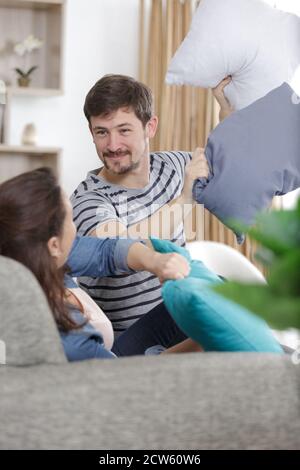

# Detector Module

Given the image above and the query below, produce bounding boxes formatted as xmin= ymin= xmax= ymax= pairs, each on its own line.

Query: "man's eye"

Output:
xmin=96 ymin=131 xmax=107 ymax=136
xmin=120 ymin=129 xmax=131 ymax=134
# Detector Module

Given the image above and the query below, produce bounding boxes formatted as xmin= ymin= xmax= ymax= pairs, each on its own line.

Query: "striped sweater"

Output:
xmin=70 ymin=151 xmax=191 ymax=336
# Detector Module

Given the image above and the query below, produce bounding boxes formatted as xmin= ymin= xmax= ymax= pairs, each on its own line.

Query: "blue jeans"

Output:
xmin=111 ymin=302 xmax=187 ymax=357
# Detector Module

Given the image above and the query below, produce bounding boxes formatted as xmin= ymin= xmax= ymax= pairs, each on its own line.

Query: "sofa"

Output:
xmin=0 ymin=255 xmax=299 ymax=450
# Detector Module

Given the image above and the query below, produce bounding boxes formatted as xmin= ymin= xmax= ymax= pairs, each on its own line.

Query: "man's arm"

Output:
xmin=89 ymin=148 xmax=209 ymax=242
xmin=212 ymin=76 xmax=234 ymax=121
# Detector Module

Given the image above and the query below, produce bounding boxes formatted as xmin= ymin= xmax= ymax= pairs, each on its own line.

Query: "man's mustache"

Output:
xmin=103 ymin=150 xmax=130 ymax=158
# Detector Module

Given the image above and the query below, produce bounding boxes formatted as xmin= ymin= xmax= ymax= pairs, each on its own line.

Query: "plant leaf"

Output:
xmin=267 ymin=250 xmax=300 ymax=296
xmin=14 ymin=68 xmax=26 ymax=77
xmin=26 ymin=65 xmax=38 ymax=76
xmin=213 ymin=282 xmax=300 ymax=330
xmin=227 ymin=207 xmax=300 ymax=257
xmin=248 ymin=210 xmax=300 ymax=255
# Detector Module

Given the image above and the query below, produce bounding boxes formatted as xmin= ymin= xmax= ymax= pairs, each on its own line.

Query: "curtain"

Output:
xmin=139 ymin=0 xmax=263 ymax=269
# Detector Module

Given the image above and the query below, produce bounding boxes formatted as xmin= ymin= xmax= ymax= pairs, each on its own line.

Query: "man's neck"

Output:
xmin=98 ymin=154 xmax=151 ymax=189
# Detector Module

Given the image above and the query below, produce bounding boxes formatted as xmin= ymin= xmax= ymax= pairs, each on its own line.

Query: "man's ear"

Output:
xmin=146 ymin=116 xmax=158 ymax=139
xmin=47 ymin=236 xmax=61 ymax=260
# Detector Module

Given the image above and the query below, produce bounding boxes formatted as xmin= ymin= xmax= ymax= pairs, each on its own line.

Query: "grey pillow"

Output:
xmin=193 ymin=82 xmax=300 ymax=242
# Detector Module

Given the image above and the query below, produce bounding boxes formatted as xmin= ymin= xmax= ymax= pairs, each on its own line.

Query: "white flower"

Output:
xmin=14 ymin=35 xmax=43 ymax=56
xmin=14 ymin=42 xmax=26 ymax=56
xmin=23 ymin=34 xmax=43 ymax=53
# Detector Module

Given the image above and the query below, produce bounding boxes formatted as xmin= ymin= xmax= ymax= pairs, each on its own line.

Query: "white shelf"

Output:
xmin=0 ymin=1 xmax=63 ymax=10
xmin=0 ymin=144 xmax=60 ymax=184
xmin=6 ymin=86 xmax=63 ymax=97
xmin=0 ymin=144 xmax=61 ymax=155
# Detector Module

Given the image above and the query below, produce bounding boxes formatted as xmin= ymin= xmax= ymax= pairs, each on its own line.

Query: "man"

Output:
xmin=71 ymin=74 xmax=232 ymax=336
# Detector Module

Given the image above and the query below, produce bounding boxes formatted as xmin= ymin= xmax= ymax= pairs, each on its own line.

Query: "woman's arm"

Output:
xmin=67 ymin=236 xmax=190 ymax=282
xmin=67 ymin=235 xmax=130 ymax=278
xmin=126 ymin=241 xmax=190 ymax=283
xmin=61 ymin=329 xmax=116 ymax=361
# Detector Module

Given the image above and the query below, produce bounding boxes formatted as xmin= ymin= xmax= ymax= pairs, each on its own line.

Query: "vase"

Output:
xmin=21 ymin=123 xmax=37 ymax=146
xmin=17 ymin=77 xmax=30 ymax=87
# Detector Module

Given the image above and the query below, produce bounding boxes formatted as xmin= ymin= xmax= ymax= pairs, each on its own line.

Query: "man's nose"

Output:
xmin=107 ymin=133 xmax=121 ymax=152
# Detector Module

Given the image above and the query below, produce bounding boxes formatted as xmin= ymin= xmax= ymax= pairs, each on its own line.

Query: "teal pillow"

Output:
xmin=150 ymin=238 xmax=283 ymax=353
xmin=150 ymin=238 xmax=221 ymax=283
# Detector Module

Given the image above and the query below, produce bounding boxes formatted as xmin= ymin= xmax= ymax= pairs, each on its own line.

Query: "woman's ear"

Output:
xmin=47 ymin=236 xmax=61 ymax=260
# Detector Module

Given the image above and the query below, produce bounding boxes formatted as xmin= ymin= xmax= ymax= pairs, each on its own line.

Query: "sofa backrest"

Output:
xmin=0 ymin=255 xmax=67 ymax=366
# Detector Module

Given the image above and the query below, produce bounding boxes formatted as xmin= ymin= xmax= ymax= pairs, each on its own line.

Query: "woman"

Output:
xmin=0 ymin=167 xmax=198 ymax=361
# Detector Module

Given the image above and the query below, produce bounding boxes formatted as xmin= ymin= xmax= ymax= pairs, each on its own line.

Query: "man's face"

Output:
xmin=90 ymin=108 xmax=156 ymax=175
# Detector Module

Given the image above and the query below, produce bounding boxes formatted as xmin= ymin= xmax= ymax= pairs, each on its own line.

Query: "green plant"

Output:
xmin=214 ymin=198 xmax=300 ymax=330
xmin=13 ymin=35 xmax=43 ymax=83
xmin=14 ymin=66 xmax=38 ymax=80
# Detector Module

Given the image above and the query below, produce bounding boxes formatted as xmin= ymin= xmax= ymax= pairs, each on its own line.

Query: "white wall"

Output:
xmin=10 ymin=0 xmax=140 ymax=195
xmin=8 ymin=0 xmax=300 ymax=209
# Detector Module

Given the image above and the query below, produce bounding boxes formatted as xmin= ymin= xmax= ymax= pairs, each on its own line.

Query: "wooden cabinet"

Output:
xmin=0 ymin=0 xmax=65 ymax=92
xmin=0 ymin=144 xmax=60 ymax=183
xmin=0 ymin=0 xmax=65 ymax=181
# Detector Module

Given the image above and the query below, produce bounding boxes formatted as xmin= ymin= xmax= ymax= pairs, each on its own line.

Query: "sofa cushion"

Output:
xmin=193 ymin=82 xmax=300 ymax=241
xmin=151 ymin=239 xmax=283 ymax=353
xmin=0 ymin=256 xmax=66 ymax=366
xmin=166 ymin=0 xmax=300 ymax=110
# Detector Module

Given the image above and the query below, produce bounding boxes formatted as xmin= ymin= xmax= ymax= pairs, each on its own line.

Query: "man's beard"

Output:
xmin=103 ymin=150 xmax=140 ymax=175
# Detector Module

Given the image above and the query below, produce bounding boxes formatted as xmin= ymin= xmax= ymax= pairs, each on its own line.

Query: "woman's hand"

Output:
xmin=149 ymin=251 xmax=190 ymax=283
xmin=212 ymin=76 xmax=234 ymax=121
xmin=127 ymin=242 xmax=190 ymax=283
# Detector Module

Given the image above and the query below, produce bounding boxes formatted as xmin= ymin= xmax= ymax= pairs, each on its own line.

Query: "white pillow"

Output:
xmin=166 ymin=0 xmax=300 ymax=110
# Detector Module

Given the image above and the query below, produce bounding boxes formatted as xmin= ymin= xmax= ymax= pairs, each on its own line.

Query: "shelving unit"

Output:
xmin=0 ymin=0 xmax=65 ymax=92
xmin=0 ymin=144 xmax=60 ymax=183
xmin=6 ymin=86 xmax=64 ymax=97
xmin=0 ymin=0 xmax=65 ymax=181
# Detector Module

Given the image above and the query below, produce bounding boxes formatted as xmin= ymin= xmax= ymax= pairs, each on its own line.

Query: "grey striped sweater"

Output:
xmin=70 ymin=151 xmax=191 ymax=336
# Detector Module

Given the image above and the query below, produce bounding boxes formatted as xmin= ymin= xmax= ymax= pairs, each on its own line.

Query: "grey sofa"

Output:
xmin=0 ymin=255 xmax=299 ymax=450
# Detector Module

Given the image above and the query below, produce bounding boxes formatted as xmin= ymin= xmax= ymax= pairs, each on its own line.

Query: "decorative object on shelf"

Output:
xmin=21 ymin=123 xmax=38 ymax=146
xmin=14 ymin=35 xmax=43 ymax=87
xmin=0 ymin=79 xmax=5 ymax=105
xmin=0 ymin=80 xmax=5 ymax=144
xmin=0 ymin=106 xmax=4 ymax=145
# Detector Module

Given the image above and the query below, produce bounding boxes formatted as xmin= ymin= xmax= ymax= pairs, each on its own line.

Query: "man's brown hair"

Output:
xmin=84 ymin=74 xmax=154 ymax=127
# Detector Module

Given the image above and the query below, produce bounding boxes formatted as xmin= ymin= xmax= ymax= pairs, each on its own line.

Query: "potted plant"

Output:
xmin=14 ymin=35 xmax=43 ymax=87
xmin=214 ymin=198 xmax=300 ymax=331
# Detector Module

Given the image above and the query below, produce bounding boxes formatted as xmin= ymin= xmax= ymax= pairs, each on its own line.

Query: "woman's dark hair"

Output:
xmin=0 ymin=167 xmax=78 ymax=331
xmin=84 ymin=74 xmax=154 ymax=127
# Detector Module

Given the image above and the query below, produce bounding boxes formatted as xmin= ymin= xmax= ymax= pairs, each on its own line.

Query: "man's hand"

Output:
xmin=182 ymin=147 xmax=209 ymax=203
xmin=212 ymin=76 xmax=234 ymax=121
